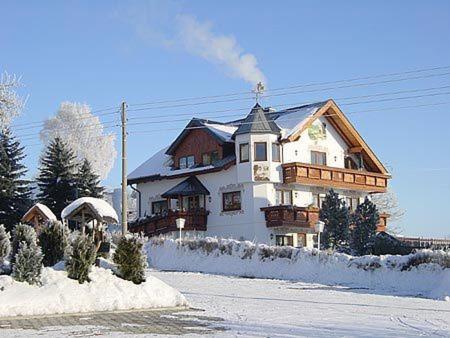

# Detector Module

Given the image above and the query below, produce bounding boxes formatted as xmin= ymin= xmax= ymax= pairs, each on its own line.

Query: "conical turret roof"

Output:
xmin=233 ymin=103 xmax=280 ymax=137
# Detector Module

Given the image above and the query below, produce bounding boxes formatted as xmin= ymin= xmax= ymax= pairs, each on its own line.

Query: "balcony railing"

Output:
xmin=282 ymin=162 xmax=389 ymax=193
xmin=261 ymin=205 xmax=389 ymax=232
xmin=129 ymin=209 xmax=208 ymax=237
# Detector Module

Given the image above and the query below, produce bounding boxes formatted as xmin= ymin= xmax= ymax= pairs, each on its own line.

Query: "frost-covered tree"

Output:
xmin=0 ymin=72 xmax=25 ymax=129
xmin=113 ymin=236 xmax=147 ymax=284
xmin=319 ymin=189 xmax=350 ymax=252
xmin=0 ymin=224 xmax=11 ymax=265
xmin=11 ymin=223 xmax=37 ymax=265
xmin=38 ymin=221 xmax=69 ymax=267
xmin=36 ymin=137 xmax=77 ymax=217
xmin=76 ymin=159 xmax=104 ymax=198
xmin=371 ymin=189 xmax=404 ymax=235
xmin=66 ymin=234 xmax=96 ymax=283
xmin=40 ymin=102 xmax=117 ymax=180
xmin=12 ymin=241 xmax=43 ymax=285
xmin=350 ymin=197 xmax=380 ymax=256
xmin=0 ymin=128 xmax=32 ymax=231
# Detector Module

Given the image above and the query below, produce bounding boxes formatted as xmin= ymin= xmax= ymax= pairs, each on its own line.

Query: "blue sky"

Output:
xmin=2 ymin=0 xmax=450 ymax=237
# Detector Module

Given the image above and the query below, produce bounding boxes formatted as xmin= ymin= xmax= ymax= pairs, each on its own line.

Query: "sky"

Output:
xmin=1 ymin=0 xmax=450 ymax=237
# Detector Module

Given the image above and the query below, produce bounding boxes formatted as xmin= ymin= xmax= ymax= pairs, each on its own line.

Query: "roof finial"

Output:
xmin=252 ymin=82 xmax=265 ymax=104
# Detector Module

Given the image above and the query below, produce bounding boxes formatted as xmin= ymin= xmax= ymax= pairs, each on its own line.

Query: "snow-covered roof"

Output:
xmin=203 ymin=122 xmax=237 ymax=142
xmin=22 ymin=203 xmax=57 ymax=222
xmin=61 ymin=197 xmax=119 ymax=224
xmin=128 ymin=147 xmax=173 ymax=181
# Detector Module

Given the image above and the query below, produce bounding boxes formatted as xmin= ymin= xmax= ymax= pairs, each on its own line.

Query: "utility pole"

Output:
xmin=121 ymin=101 xmax=128 ymax=236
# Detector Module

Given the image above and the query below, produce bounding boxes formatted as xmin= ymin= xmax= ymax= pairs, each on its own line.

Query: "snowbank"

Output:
xmin=0 ymin=266 xmax=188 ymax=317
xmin=147 ymin=237 xmax=450 ymax=301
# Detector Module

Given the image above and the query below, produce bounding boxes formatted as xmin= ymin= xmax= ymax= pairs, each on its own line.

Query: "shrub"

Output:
xmin=66 ymin=234 xmax=96 ymax=283
xmin=0 ymin=224 xmax=11 ymax=265
xmin=38 ymin=221 xmax=69 ymax=267
xmin=12 ymin=242 xmax=43 ymax=285
xmin=372 ymin=232 xmax=412 ymax=256
xmin=11 ymin=223 xmax=37 ymax=265
xmin=113 ymin=236 xmax=147 ymax=284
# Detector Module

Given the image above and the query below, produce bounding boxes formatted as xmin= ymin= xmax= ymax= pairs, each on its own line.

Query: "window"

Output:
xmin=179 ymin=155 xmax=195 ymax=169
xmin=254 ymin=142 xmax=267 ymax=161
xmin=276 ymin=235 xmax=293 ymax=246
xmin=152 ymin=200 xmax=168 ymax=215
xmin=345 ymin=156 xmax=358 ymax=170
xmin=202 ymin=153 xmax=211 ymax=165
xmin=211 ymin=151 xmax=219 ymax=163
xmin=313 ymin=194 xmax=326 ymax=208
xmin=239 ymin=143 xmax=249 ymax=163
xmin=345 ymin=197 xmax=360 ymax=211
xmin=222 ymin=191 xmax=241 ymax=211
xmin=272 ymin=143 xmax=281 ymax=162
xmin=311 ymin=151 xmax=327 ymax=165
xmin=275 ymin=190 xmax=292 ymax=205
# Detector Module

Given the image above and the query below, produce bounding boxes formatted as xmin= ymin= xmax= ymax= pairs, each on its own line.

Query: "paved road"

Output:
xmin=0 ymin=308 xmax=225 ymax=337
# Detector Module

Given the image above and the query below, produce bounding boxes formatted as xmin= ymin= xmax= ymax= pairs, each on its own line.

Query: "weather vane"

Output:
xmin=252 ymin=82 xmax=265 ymax=104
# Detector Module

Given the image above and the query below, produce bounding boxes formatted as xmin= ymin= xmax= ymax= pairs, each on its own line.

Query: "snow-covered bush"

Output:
xmin=113 ymin=235 xmax=147 ymax=284
xmin=12 ymin=241 xmax=43 ymax=285
xmin=0 ymin=224 xmax=11 ymax=265
xmin=11 ymin=223 xmax=37 ymax=265
xmin=66 ymin=234 xmax=96 ymax=283
xmin=38 ymin=221 xmax=69 ymax=267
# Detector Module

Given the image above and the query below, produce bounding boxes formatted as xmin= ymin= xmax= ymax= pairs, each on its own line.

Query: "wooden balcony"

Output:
xmin=282 ymin=162 xmax=389 ymax=193
xmin=261 ymin=205 xmax=389 ymax=232
xmin=129 ymin=209 xmax=208 ymax=237
xmin=260 ymin=205 xmax=320 ymax=232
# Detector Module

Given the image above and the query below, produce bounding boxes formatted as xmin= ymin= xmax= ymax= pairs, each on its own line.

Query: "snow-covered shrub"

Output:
xmin=38 ymin=221 xmax=69 ymax=267
xmin=402 ymin=250 xmax=450 ymax=271
xmin=66 ymin=234 xmax=96 ymax=283
xmin=11 ymin=223 xmax=37 ymax=265
xmin=258 ymin=244 xmax=276 ymax=261
xmin=12 ymin=242 xmax=43 ymax=285
xmin=0 ymin=224 xmax=11 ymax=265
xmin=113 ymin=235 xmax=147 ymax=284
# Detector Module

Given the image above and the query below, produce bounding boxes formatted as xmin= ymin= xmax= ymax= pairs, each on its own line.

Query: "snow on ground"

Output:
xmin=152 ymin=270 xmax=450 ymax=337
xmin=0 ymin=266 xmax=187 ymax=317
xmin=148 ymin=238 xmax=450 ymax=300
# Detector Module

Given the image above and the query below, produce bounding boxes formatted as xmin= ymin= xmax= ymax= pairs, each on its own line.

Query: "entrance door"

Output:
xmin=187 ymin=195 xmax=200 ymax=210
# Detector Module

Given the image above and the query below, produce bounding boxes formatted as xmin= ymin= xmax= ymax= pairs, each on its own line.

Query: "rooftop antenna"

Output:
xmin=252 ymin=81 xmax=265 ymax=104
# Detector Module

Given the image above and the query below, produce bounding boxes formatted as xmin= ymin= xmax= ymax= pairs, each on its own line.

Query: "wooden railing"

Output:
xmin=129 ymin=209 xmax=208 ymax=237
xmin=260 ymin=205 xmax=320 ymax=231
xmin=282 ymin=162 xmax=389 ymax=193
xmin=261 ymin=205 xmax=389 ymax=232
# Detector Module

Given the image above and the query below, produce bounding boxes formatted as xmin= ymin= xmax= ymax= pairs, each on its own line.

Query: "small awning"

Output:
xmin=162 ymin=176 xmax=210 ymax=198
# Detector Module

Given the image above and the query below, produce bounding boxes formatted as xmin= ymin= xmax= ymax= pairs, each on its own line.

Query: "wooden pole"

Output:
xmin=121 ymin=101 xmax=128 ymax=236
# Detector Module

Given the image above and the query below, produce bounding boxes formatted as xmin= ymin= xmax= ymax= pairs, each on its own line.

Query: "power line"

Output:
xmin=127 ymin=64 xmax=450 ymax=107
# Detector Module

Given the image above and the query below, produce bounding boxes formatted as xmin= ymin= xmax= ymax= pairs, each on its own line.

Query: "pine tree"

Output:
xmin=66 ymin=234 xmax=96 ymax=283
xmin=38 ymin=221 xmax=69 ymax=266
xmin=319 ymin=189 xmax=350 ymax=252
xmin=36 ymin=137 xmax=77 ymax=218
xmin=113 ymin=236 xmax=147 ymax=284
xmin=11 ymin=223 xmax=37 ymax=265
xmin=12 ymin=241 xmax=43 ymax=285
xmin=0 ymin=224 xmax=11 ymax=265
xmin=76 ymin=159 xmax=104 ymax=198
xmin=351 ymin=197 xmax=380 ymax=256
xmin=0 ymin=128 xmax=31 ymax=232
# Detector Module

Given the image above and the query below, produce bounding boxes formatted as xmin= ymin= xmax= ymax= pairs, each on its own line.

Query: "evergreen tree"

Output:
xmin=66 ymin=234 xmax=96 ymax=283
xmin=350 ymin=197 xmax=380 ymax=256
xmin=12 ymin=241 xmax=43 ymax=285
xmin=319 ymin=189 xmax=350 ymax=251
xmin=113 ymin=236 xmax=147 ymax=284
xmin=76 ymin=158 xmax=104 ymax=198
xmin=0 ymin=128 xmax=31 ymax=232
xmin=11 ymin=223 xmax=37 ymax=265
xmin=0 ymin=224 xmax=11 ymax=265
xmin=36 ymin=137 xmax=77 ymax=217
xmin=38 ymin=221 xmax=69 ymax=267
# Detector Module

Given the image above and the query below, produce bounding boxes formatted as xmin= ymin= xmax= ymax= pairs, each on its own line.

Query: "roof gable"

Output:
xmin=162 ymin=176 xmax=210 ymax=198
xmin=283 ymin=99 xmax=389 ymax=174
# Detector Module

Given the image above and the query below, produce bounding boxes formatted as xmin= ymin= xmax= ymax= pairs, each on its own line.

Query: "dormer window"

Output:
xmin=254 ymin=142 xmax=267 ymax=161
xmin=179 ymin=155 xmax=195 ymax=169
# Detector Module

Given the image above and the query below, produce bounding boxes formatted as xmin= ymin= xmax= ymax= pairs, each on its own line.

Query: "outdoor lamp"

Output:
xmin=176 ymin=217 xmax=186 ymax=242
xmin=315 ymin=220 xmax=325 ymax=250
